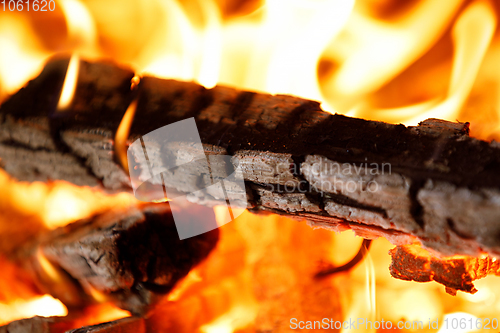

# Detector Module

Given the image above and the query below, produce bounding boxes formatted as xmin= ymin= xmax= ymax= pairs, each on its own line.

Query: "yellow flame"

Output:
xmin=353 ymin=0 xmax=497 ymax=125
xmin=364 ymin=252 xmax=376 ymax=326
xmin=138 ymin=0 xmax=203 ymax=83
xmin=41 ymin=183 xmax=136 ymax=229
xmin=257 ymin=0 xmax=354 ymax=102
xmin=196 ymin=0 xmax=223 ymax=88
xmin=0 ymin=295 xmax=67 ymax=326
xmin=322 ymin=0 xmax=464 ymax=112
xmin=58 ymin=0 xmax=98 ymax=54
xmin=57 ymin=54 xmax=80 ymax=111
xmin=199 ymin=305 xmax=257 ymax=333
xmin=167 ymin=269 xmax=202 ymax=302
xmin=0 ymin=16 xmax=48 ymax=102
xmin=0 ymin=169 xmax=136 ymax=231
xmin=339 ymin=247 xmax=376 ymax=333
xmin=86 ymin=285 xmax=108 ymax=303
xmin=115 ymin=100 xmax=138 ymax=172
xmin=82 ymin=303 xmax=131 ymax=326
xmin=36 ymin=249 xmax=62 ymax=283
xmin=404 ymin=0 xmax=497 ymax=125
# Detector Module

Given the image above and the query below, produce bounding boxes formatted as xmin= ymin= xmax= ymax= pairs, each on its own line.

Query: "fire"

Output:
xmin=115 ymin=99 xmax=138 ymax=173
xmin=1 ymin=0 xmax=500 ymax=331
xmin=57 ymin=54 xmax=80 ymax=111
xmin=0 ymin=256 xmax=67 ymax=326
xmin=0 ymin=295 xmax=67 ymax=326
xmin=0 ymin=15 xmax=49 ymax=102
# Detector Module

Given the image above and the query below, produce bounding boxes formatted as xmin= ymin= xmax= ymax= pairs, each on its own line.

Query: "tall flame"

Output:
xmin=363 ymin=0 xmax=497 ymax=125
xmin=57 ymin=54 xmax=80 ymax=111
xmin=115 ymin=99 xmax=138 ymax=172
xmin=58 ymin=0 xmax=98 ymax=54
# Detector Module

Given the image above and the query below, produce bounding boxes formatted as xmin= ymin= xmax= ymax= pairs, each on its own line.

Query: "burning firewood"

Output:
xmin=65 ymin=317 xmax=145 ymax=333
xmin=389 ymin=243 xmax=500 ymax=295
xmin=2 ymin=56 xmax=500 ymax=294
xmin=0 ymin=316 xmax=144 ymax=333
xmin=13 ymin=203 xmax=219 ymax=315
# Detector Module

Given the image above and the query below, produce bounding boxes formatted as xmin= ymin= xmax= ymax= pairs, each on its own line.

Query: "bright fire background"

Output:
xmin=1 ymin=0 xmax=500 ymax=332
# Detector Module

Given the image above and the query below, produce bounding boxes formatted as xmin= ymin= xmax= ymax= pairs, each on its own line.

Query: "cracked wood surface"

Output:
xmin=18 ymin=203 xmax=219 ymax=315
xmin=1 ymin=57 xmax=500 ymax=258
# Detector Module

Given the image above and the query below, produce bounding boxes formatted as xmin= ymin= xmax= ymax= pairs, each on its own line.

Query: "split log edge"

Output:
xmin=16 ymin=203 xmax=219 ymax=315
xmin=1 ymin=56 xmax=500 ymax=260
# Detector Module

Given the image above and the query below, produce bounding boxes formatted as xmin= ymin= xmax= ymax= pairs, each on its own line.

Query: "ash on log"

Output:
xmin=14 ymin=203 xmax=219 ymax=315
xmin=2 ymin=56 xmax=500 ymax=292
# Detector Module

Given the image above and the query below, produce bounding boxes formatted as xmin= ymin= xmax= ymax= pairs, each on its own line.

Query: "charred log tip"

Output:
xmin=314 ymin=239 xmax=372 ymax=279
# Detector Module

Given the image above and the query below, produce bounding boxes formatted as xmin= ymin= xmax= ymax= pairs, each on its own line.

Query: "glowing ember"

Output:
xmin=0 ymin=295 xmax=67 ymax=326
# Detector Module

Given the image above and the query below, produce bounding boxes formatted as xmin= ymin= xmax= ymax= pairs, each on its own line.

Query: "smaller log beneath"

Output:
xmin=18 ymin=203 xmax=219 ymax=315
xmin=389 ymin=244 xmax=500 ymax=295
xmin=0 ymin=316 xmax=74 ymax=333
xmin=65 ymin=317 xmax=145 ymax=333
xmin=0 ymin=316 xmax=144 ymax=333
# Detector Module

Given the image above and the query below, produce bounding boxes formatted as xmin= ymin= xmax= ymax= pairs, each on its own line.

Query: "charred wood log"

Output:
xmin=1 ymin=57 xmax=500 ymax=259
xmin=16 ymin=203 xmax=219 ymax=315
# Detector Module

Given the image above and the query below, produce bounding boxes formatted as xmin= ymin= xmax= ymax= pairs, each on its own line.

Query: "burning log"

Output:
xmin=0 ymin=316 xmax=144 ymax=333
xmin=65 ymin=317 xmax=145 ymax=333
xmin=389 ymin=244 xmax=500 ymax=295
xmin=14 ymin=203 xmax=219 ymax=315
xmin=2 ymin=57 xmax=500 ymax=280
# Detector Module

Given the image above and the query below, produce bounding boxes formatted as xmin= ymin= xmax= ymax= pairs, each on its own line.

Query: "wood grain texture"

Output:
xmin=19 ymin=203 xmax=219 ymax=315
xmin=1 ymin=57 xmax=500 ymax=258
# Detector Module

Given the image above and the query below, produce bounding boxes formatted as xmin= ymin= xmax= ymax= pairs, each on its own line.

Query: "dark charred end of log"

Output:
xmin=0 ymin=55 xmax=136 ymax=134
xmin=114 ymin=205 xmax=219 ymax=310
xmin=25 ymin=203 xmax=219 ymax=315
